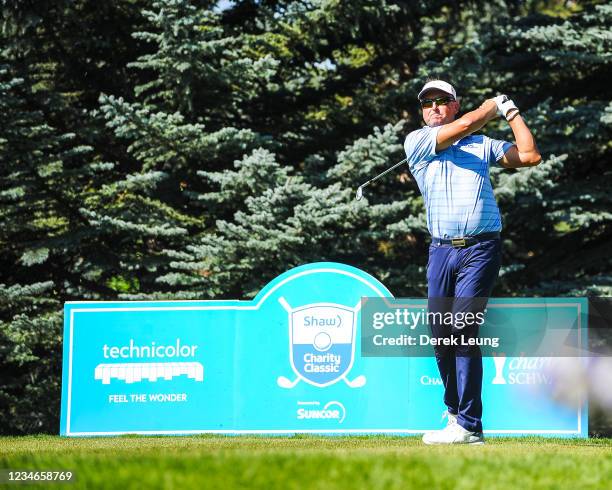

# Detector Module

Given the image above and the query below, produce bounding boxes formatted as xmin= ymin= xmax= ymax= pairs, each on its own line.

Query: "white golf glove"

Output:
xmin=493 ymin=94 xmax=519 ymax=121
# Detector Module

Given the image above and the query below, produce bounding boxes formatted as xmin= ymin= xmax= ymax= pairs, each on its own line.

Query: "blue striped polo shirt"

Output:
xmin=404 ymin=126 xmax=513 ymax=239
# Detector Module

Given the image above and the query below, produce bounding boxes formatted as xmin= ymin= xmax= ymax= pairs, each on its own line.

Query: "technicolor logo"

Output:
xmin=94 ymin=338 xmax=204 ymax=384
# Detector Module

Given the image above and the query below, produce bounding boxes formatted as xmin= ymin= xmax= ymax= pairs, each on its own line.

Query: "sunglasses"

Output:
xmin=420 ymin=96 xmax=454 ymax=109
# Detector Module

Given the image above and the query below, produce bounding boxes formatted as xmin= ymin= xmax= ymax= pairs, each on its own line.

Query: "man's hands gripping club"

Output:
xmin=493 ymin=95 xmax=519 ymax=121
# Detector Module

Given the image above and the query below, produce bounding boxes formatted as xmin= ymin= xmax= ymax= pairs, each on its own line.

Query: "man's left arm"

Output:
xmin=493 ymin=96 xmax=542 ymax=168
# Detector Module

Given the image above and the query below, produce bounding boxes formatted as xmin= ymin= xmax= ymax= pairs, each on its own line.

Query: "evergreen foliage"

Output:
xmin=0 ymin=0 xmax=610 ymax=433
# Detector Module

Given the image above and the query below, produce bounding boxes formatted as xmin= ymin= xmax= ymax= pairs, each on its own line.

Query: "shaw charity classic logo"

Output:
xmin=277 ymin=297 xmax=366 ymax=389
xmin=94 ymin=338 xmax=204 ymax=384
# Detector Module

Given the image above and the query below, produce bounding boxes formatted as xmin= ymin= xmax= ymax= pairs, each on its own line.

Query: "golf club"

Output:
xmin=343 ymin=375 xmax=366 ymax=388
xmin=277 ymin=375 xmax=300 ymax=389
xmin=355 ymin=157 xmax=408 ymax=200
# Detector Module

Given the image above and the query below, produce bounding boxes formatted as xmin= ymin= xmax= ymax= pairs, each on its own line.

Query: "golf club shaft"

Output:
xmin=360 ymin=158 xmax=407 ymax=189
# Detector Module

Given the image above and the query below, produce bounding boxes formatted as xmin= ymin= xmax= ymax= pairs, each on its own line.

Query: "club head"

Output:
xmin=277 ymin=376 xmax=296 ymax=388
xmin=347 ymin=375 xmax=366 ymax=388
xmin=355 ymin=186 xmax=364 ymax=200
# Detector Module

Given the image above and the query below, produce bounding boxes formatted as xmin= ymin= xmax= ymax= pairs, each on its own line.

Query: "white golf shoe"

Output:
xmin=422 ymin=419 xmax=485 ymax=445
xmin=442 ymin=410 xmax=458 ymax=427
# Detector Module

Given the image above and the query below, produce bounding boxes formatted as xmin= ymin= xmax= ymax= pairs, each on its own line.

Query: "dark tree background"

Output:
xmin=1 ymin=0 xmax=610 ymax=434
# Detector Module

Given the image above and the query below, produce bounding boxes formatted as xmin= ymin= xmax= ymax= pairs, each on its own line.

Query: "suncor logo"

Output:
xmin=296 ymin=401 xmax=346 ymax=423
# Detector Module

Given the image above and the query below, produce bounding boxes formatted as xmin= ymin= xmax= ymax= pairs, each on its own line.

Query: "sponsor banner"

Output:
xmin=60 ymin=262 xmax=588 ymax=437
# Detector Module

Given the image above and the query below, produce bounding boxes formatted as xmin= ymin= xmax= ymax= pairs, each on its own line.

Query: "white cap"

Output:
xmin=418 ymin=80 xmax=457 ymax=100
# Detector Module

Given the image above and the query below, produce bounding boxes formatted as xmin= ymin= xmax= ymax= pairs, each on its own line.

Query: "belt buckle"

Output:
xmin=451 ymin=238 xmax=466 ymax=247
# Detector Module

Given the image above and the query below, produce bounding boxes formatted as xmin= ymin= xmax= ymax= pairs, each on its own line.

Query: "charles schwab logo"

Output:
xmin=419 ymin=355 xmax=553 ymax=386
xmin=420 ymin=375 xmax=443 ymax=386
xmin=492 ymin=355 xmax=552 ymax=385
xmin=296 ymin=401 xmax=346 ymax=423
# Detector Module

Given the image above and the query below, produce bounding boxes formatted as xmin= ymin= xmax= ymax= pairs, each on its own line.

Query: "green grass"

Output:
xmin=1 ymin=435 xmax=611 ymax=489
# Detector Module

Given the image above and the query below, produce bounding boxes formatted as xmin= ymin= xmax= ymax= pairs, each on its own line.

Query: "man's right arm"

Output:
xmin=435 ymin=100 xmax=499 ymax=152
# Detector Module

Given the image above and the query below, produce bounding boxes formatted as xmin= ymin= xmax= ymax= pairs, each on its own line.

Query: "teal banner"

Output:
xmin=60 ymin=262 xmax=587 ymax=437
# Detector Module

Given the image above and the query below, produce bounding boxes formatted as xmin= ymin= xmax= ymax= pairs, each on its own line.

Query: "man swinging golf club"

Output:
xmin=404 ymin=80 xmax=541 ymax=444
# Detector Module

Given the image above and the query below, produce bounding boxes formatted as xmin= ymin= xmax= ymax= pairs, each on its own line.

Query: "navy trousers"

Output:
xmin=427 ymin=238 xmax=502 ymax=432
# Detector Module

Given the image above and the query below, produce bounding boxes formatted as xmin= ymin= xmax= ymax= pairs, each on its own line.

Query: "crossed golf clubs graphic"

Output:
xmin=276 ymin=296 xmax=366 ymax=389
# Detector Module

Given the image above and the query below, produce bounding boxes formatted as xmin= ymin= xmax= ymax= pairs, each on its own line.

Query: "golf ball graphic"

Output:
xmin=313 ymin=332 xmax=332 ymax=351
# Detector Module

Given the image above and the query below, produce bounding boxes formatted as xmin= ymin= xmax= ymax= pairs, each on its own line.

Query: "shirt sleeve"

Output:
xmin=404 ymin=126 xmax=440 ymax=166
xmin=488 ymin=137 xmax=514 ymax=166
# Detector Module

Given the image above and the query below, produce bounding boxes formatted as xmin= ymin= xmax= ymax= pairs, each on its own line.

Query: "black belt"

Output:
xmin=431 ymin=232 xmax=500 ymax=247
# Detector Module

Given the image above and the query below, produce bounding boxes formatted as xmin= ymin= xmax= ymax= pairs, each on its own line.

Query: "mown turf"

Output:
xmin=1 ymin=435 xmax=611 ymax=489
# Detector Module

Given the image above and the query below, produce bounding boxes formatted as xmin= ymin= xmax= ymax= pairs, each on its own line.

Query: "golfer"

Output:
xmin=404 ymin=80 xmax=541 ymax=444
